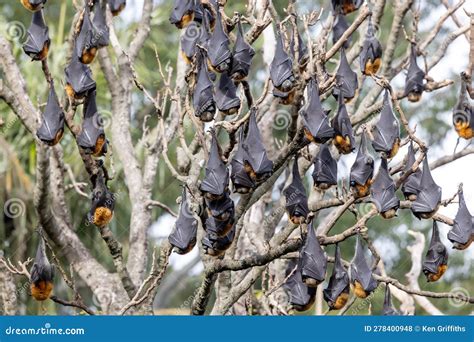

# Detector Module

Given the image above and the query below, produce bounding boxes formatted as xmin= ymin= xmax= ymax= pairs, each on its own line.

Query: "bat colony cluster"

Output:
xmin=168 ymin=0 xmax=474 ymax=314
xmin=21 ymin=0 xmax=126 ymax=301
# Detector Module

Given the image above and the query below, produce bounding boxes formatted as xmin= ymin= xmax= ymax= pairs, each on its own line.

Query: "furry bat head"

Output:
xmin=75 ymin=6 xmax=98 ymax=64
xmin=333 ymin=49 xmax=358 ymax=101
xmin=332 ymin=0 xmax=364 ymax=15
xmin=312 ymin=144 xmax=338 ymax=190
xmin=323 ymin=244 xmax=350 ymax=310
xmin=360 ymin=17 xmax=382 ymax=75
xmin=205 ymin=191 xmax=234 ymax=222
xmin=404 ymin=43 xmax=425 ymax=102
xmin=270 ymin=32 xmax=295 ymax=92
xmin=422 ymin=221 xmax=448 ymax=282
xmin=230 ymin=19 xmax=255 ymax=81
xmin=272 ymin=87 xmax=296 ymax=105
xmin=230 ymin=129 xmax=256 ymax=193
xmin=193 ymin=50 xmax=216 ymax=122
xmin=215 ymin=72 xmax=240 ymax=115
xmin=350 ymin=132 xmax=374 ymax=198
xmin=77 ymin=90 xmax=108 ymax=157
xmin=169 ymin=0 xmax=195 ymax=28
xmin=201 ymin=130 xmax=229 ymax=198
xmin=108 ymin=0 xmax=126 ymax=16
xmin=65 ymin=56 xmax=96 ymax=99
xmin=207 ymin=5 xmax=232 ymax=72
xmin=202 ymin=223 xmax=235 ymax=256
xmin=87 ymin=173 xmax=115 ymax=227
xmin=332 ymin=95 xmax=355 ymax=154
xmin=382 ymin=285 xmax=400 ymax=315
xmin=92 ymin=1 xmax=110 ymax=48
xmin=284 ymin=158 xmax=309 ymax=225
xmin=21 ymin=0 xmax=47 ymax=12
xmin=37 ymin=85 xmax=65 ymax=146
xmin=168 ymin=188 xmax=198 ymax=254
xmin=350 ymin=235 xmax=378 ymax=298
xmin=452 ymin=73 xmax=474 ymax=140
xmin=411 ymin=155 xmax=442 ymax=219
xmin=401 ymin=142 xmax=422 ymax=201
xmin=447 ymin=189 xmax=474 ymax=250
xmin=284 ymin=261 xmax=316 ymax=311
xmin=300 ymin=222 xmax=327 ymax=287
xmin=332 ymin=13 xmax=351 ymax=49
xmin=300 ymin=77 xmax=334 ymax=143
xmin=371 ymin=90 xmax=400 ymax=159
xmin=23 ymin=10 xmax=50 ymax=61
xmin=30 ymin=239 xmax=54 ymax=301
xmin=370 ymin=158 xmax=400 ymax=219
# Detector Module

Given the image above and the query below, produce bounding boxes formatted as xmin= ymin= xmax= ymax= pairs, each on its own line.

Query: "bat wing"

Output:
xmin=284 ymin=263 xmax=316 ymax=308
xmin=411 ymin=157 xmax=442 ymax=217
xmin=382 ymin=285 xmax=400 ymax=315
xmin=207 ymin=10 xmax=231 ymax=68
xmin=312 ymin=144 xmax=338 ymax=185
xmin=77 ymin=90 xmax=105 ymax=151
xmin=370 ymin=158 xmax=400 ymax=213
xmin=332 ymin=97 xmax=355 ymax=144
xmin=75 ymin=6 xmax=94 ymax=58
xmin=23 ymin=10 xmax=50 ymax=57
xmin=92 ymin=2 xmax=110 ymax=47
xmin=242 ymin=110 xmax=273 ymax=175
xmin=323 ymin=245 xmax=350 ymax=303
xmin=169 ymin=0 xmax=194 ymax=26
xmin=230 ymin=21 xmax=255 ymax=78
xmin=270 ymin=34 xmax=294 ymax=88
xmin=200 ymin=131 xmax=229 ymax=195
xmin=284 ymin=159 xmax=309 ymax=217
xmin=350 ymin=236 xmax=377 ymax=292
xmin=371 ymin=91 xmax=400 ymax=153
xmin=333 ymin=49 xmax=358 ymax=100
xmin=169 ymin=189 xmax=198 ymax=253
xmin=193 ymin=54 xmax=216 ymax=117
xmin=448 ymin=190 xmax=474 ymax=245
xmin=65 ymin=57 xmax=96 ymax=95
xmin=37 ymin=85 xmax=65 ymax=144
xmin=215 ymin=72 xmax=240 ymax=112
xmin=205 ymin=193 xmax=234 ymax=219
xmin=404 ymin=44 xmax=425 ymax=95
xmin=300 ymin=223 xmax=327 ymax=282
xmin=202 ymin=224 xmax=236 ymax=252
xmin=401 ymin=142 xmax=422 ymax=197
xmin=230 ymin=129 xmax=255 ymax=189
xmin=332 ymin=14 xmax=351 ymax=49
xmin=423 ymin=222 xmax=448 ymax=274
xmin=30 ymin=240 xmax=53 ymax=283
xmin=350 ymin=133 xmax=374 ymax=185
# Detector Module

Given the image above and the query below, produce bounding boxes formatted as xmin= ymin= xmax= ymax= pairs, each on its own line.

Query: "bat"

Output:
xmin=447 ymin=189 xmax=474 ymax=250
xmin=332 ymin=94 xmax=355 ymax=154
xmin=207 ymin=3 xmax=232 ymax=73
xmin=422 ymin=221 xmax=448 ymax=282
xmin=323 ymin=244 xmax=350 ymax=310
xmin=453 ymin=73 xmax=474 ymax=139
xmin=205 ymin=191 xmax=235 ymax=222
xmin=202 ymin=223 xmax=236 ymax=256
xmin=371 ymin=90 xmax=400 ymax=159
xmin=23 ymin=10 xmax=50 ymax=61
xmin=230 ymin=18 xmax=255 ymax=81
xmin=332 ymin=13 xmax=351 ymax=50
xmin=333 ymin=49 xmax=358 ymax=102
xmin=350 ymin=235 xmax=378 ymax=298
xmin=270 ymin=32 xmax=295 ymax=92
xmin=411 ymin=155 xmax=442 ymax=219
xmin=272 ymin=87 xmax=296 ymax=105
xmin=91 ymin=1 xmax=110 ymax=48
xmin=36 ymin=85 xmax=65 ymax=146
xmin=21 ymin=0 xmax=47 ymax=12
xmin=300 ymin=77 xmax=334 ymax=143
xmin=168 ymin=188 xmax=198 ymax=254
xmin=169 ymin=0 xmax=195 ymax=29
xmin=180 ymin=22 xmax=200 ymax=64
xmin=382 ymin=285 xmax=400 ymax=315
xmin=404 ymin=43 xmax=425 ymax=102
xmin=75 ymin=6 xmax=98 ymax=64
xmin=284 ymin=158 xmax=309 ymax=225
xmin=200 ymin=130 xmax=229 ymax=199
xmin=284 ymin=261 xmax=316 ymax=312
xmin=87 ymin=173 xmax=115 ymax=227
xmin=77 ymin=90 xmax=108 ymax=157
xmin=204 ymin=215 xmax=234 ymax=238
xmin=370 ymin=158 xmax=400 ymax=219
xmin=350 ymin=132 xmax=374 ymax=198
xmin=300 ymin=221 xmax=327 ymax=287
xmin=30 ymin=239 xmax=54 ymax=301
xmin=108 ymin=0 xmax=126 ymax=17
xmin=193 ymin=50 xmax=216 ymax=122
xmin=401 ymin=142 xmax=422 ymax=201
xmin=65 ymin=56 xmax=96 ymax=99
xmin=332 ymin=0 xmax=364 ymax=15
xmin=192 ymin=1 xmax=213 ymax=27
xmin=312 ymin=144 xmax=337 ymax=190
xmin=360 ymin=17 xmax=382 ymax=75
xmin=215 ymin=72 xmax=241 ymax=115
xmin=230 ymin=129 xmax=256 ymax=194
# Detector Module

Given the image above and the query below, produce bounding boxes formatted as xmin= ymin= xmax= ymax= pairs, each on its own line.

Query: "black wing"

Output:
xmin=422 ymin=222 xmax=448 ymax=277
xmin=200 ymin=130 xmax=229 ymax=196
xmin=37 ymin=85 xmax=65 ymax=145
xmin=207 ymin=6 xmax=232 ymax=71
xmin=401 ymin=142 xmax=422 ymax=198
xmin=312 ymin=144 xmax=338 ymax=186
xmin=359 ymin=18 xmax=382 ymax=73
xmin=22 ymin=10 xmax=50 ymax=60
xmin=77 ymin=90 xmax=107 ymax=155
xmin=323 ymin=244 xmax=350 ymax=305
xmin=382 ymin=285 xmax=400 ymax=315
xmin=283 ymin=159 xmax=309 ymax=220
xmin=284 ymin=261 xmax=316 ymax=310
xmin=411 ymin=155 xmax=442 ymax=218
xmin=270 ymin=33 xmax=294 ymax=90
xmin=230 ymin=19 xmax=255 ymax=80
xmin=92 ymin=1 xmax=110 ymax=47
xmin=404 ymin=44 xmax=425 ymax=97
xmin=333 ymin=49 xmax=358 ymax=100
xmin=332 ymin=95 xmax=356 ymax=149
xmin=350 ymin=235 xmax=377 ymax=293
xmin=448 ymin=190 xmax=474 ymax=246
xmin=370 ymin=158 xmax=400 ymax=213
xmin=169 ymin=188 xmax=198 ymax=254
xmin=350 ymin=132 xmax=374 ymax=185
xmin=65 ymin=56 xmax=96 ymax=97
xmin=371 ymin=90 xmax=400 ymax=155
xmin=193 ymin=51 xmax=216 ymax=120
xmin=300 ymin=222 xmax=327 ymax=283
xmin=215 ymin=72 xmax=240 ymax=113
xmin=332 ymin=13 xmax=351 ymax=49
xmin=30 ymin=239 xmax=53 ymax=284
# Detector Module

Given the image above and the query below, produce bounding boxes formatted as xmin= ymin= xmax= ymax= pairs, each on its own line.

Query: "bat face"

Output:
xmin=350 ymin=133 xmax=374 ymax=198
xmin=284 ymin=159 xmax=309 ymax=225
xmin=284 ymin=261 xmax=316 ymax=311
xmin=92 ymin=2 xmax=110 ymax=48
xmin=270 ymin=33 xmax=295 ymax=92
xmin=169 ymin=188 xmax=198 ymax=254
xmin=23 ymin=10 xmax=50 ymax=61
xmin=360 ymin=18 xmax=382 ymax=76
xmin=382 ymin=285 xmax=400 ymax=315
xmin=108 ymin=0 xmax=126 ymax=17
xmin=76 ymin=6 xmax=98 ymax=64
xmin=215 ymin=72 xmax=240 ymax=115
xmin=30 ymin=240 xmax=54 ymax=301
xmin=230 ymin=129 xmax=256 ymax=193
xmin=200 ymin=130 xmax=229 ymax=197
xmin=88 ymin=174 xmax=115 ymax=227
xmin=423 ymin=222 xmax=448 ymax=282
xmin=65 ymin=56 xmax=97 ymax=99
xmin=333 ymin=49 xmax=358 ymax=101
xmin=332 ymin=13 xmax=351 ymax=50
xmin=273 ymin=87 xmax=296 ymax=105
xmin=404 ymin=44 xmax=425 ymax=102
xmin=312 ymin=144 xmax=338 ymax=190
xmin=207 ymin=7 xmax=232 ymax=73
xmin=170 ymin=0 xmax=195 ymax=29
xmin=350 ymin=236 xmax=378 ymax=298
xmin=300 ymin=78 xmax=335 ymax=143
xmin=452 ymin=75 xmax=474 ymax=139
xmin=205 ymin=191 xmax=234 ymax=222
xmin=411 ymin=156 xmax=442 ymax=219
xmin=332 ymin=95 xmax=355 ymax=154
xmin=202 ymin=223 xmax=236 ymax=256
xmin=370 ymin=158 xmax=399 ymax=218
xmin=371 ymin=90 xmax=400 ymax=159
xmin=77 ymin=90 xmax=108 ymax=157
xmin=21 ymin=0 xmax=47 ymax=12
xmin=37 ymin=85 xmax=65 ymax=146
xmin=332 ymin=0 xmax=364 ymax=15
xmin=448 ymin=190 xmax=474 ymax=250
xmin=230 ymin=20 xmax=255 ymax=81
xmin=401 ymin=142 xmax=422 ymax=200
xmin=193 ymin=51 xmax=216 ymax=122
xmin=323 ymin=244 xmax=350 ymax=310
xmin=300 ymin=222 xmax=327 ymax=287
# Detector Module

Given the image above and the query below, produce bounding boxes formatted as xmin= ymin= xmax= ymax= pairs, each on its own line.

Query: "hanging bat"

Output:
xmin=65 ymin=56 xmax=96 ymax=99
xmin=272 ymin=87 xmax=296 ymax=105
xmin=36 ymin=85 xmax=65 ymax=146
xmin=202 ymin=223 xmax=236 ymax=256
xmin=401 ymin=142 xmax=422 ymax=201
xmin=300 ymin=221 xmax=327 ymax=287
xmin=332 ymin=13 xmax=351 ymax=50
xmin=193 ymin=1 xmax=213 ymax=27
xmin=371 ymin=90 xmax=400 ymax=159
xmin=193 ymin=50 xmax=216 ymax=122
xmin=169 ymin=0 xmax=195 ymax=29
xmin=332 ymin=94 xmax=355 ymax=154
xmin=452 ymin=73 xmax=474 ymax=139
xmin=284 ymin=158 xmax=309 ymax=225
xmin=370 ymin=158 xmax=399 ymax=219
xmin=422 ymin=221 xmax=448 ymax=282
xmin=350 ymin=132 xmax=374 ymax=198
xmin=215 ymin=72 xmax=241 ymax=115
xmin=205 ymin=192 xmax=234 ymax=222
xmin=230 ymin=129 xmax=256 ymax=194
xmin=312 ymin=144 xmax=337 ymax=190
xmin=447 ymin=189 xmax=474 ymax=250
xmin=333 ymin=49 xmax=358 ymax=102
xmin=323 ymin=244 xmax=350 ymax=310
xmin=108 ymin=0 xmax=126 ymax=17
xmin=168 ymin=188 xmax=198 ymax=254
xmin=270 ymin=32 xmax=295 ymax=92
xmin=200 ymin=130 xmax=229 ymax=199
xmin=204 ymin=213 xmax=234 ymax=238
xmin=75 ymin=6 xmax=98 ymax=64
xmin=350 ymin=235 xmax=378 ymax=298
xmin=91 ymin=1 xmax=110 ymax=48
xmin=382 ymin=285 xmax=400 ymax=315
xmin=299 ymin=77 xmax=334 ymax=143
xmin=180 ymin=22 xmax=200 ymax=64
xmin=332 ymin=0 xmax=364 ymax=15
xmin=23 ymin=10 xmax=50 ymax=61
xmin=207 ymin=4 xmax=232 ymax=73
xmin=87 ymin=173 xmax=115 ymax=227
xmin=77 ymin=90 xmax=108 ymax=157
xmin=30 ymin=239 xmax=54 ymax=301
xmin=230 ymin=18 xmax=255 ymax=81
xmin=284 ymin=261 xmax=316 ymax=312
xmin=411 ymin=155 xmax=442 ymax=219
xmin=21 ymin=0 xmax=47 ymax=12
xmin=360 ymin=17 xmax=382 ymax=76
xmin=404 ymin=43 xmax=425 ymax=102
